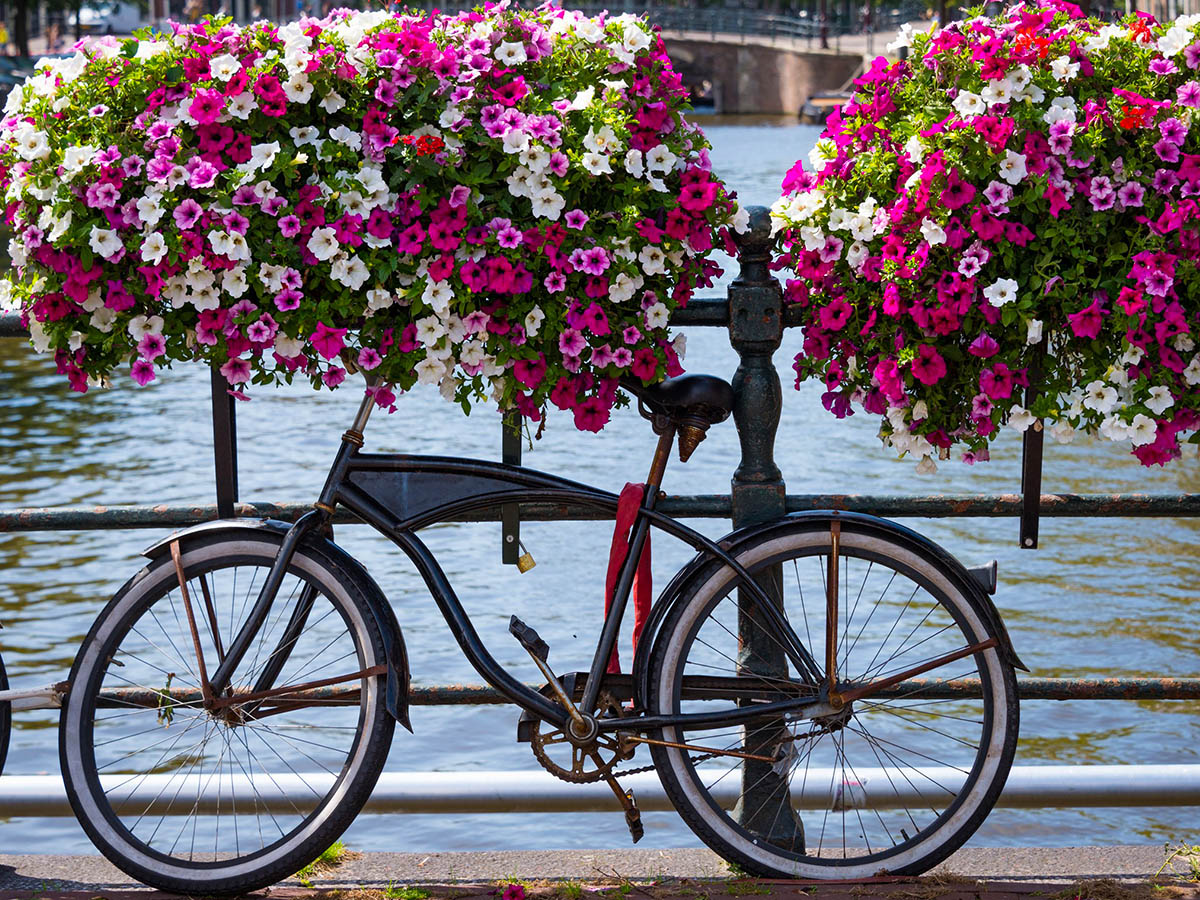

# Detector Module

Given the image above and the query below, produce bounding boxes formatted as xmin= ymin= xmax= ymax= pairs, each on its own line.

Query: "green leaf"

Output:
xmin=121 ymin=39 xmax=139 ymax=58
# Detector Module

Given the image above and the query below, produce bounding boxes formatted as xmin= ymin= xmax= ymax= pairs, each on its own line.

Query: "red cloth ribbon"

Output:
xmin=603 ymin=482 xmax=652 ymax=674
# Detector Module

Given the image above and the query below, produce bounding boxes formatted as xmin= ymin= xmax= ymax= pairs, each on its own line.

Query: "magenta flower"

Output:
xmin=220 ymin=357 xmax=252 ymax=385
xmin=323 ymin=366 xmax=347 ymax=388
xmin=189 ymin=89 xmax=225 ymax=125
xmin=979 ymin=364 xmax=1014 ymax=400
xmin=968 ymin=332 xmax=1000 ymax=358
xmin=279 ymin=215 xmax=303 ymax=237
xmin=137 ymin=333 xmax=167 ymax=361
xmin=1118 ymin=182 xmax=1145 ymax=207
xmin=310 ymin=321 xmax=348 ymax=360
xmin=173 ymin=199 xmax=203 ymax=230
xmin=558 ymin=328 xmax=586 ymax=356
xmin=564 ymin=209 xmax=589 ymax=230
xmin=130 ymin=359 xmax=156 ymax=386
xmin=910 ymin=345 xmax=947 ymax=385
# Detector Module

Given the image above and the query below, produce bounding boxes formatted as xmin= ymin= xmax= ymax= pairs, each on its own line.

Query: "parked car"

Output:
xmin=77 ymin=1 xmax=144 ymax=34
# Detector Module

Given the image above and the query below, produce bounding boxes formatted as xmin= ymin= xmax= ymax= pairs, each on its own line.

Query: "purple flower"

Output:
xmin=558 ymin=327 xmax=586 ymax=356
xmin=1155 ymin=138 xmax=1181 ymax=163
xmin=449 ymin=185 xmax=470 ymax=208
xmin=564 ymin=209 xmax=589 ymax=230
xmin=358 ymin=347 xmax=382 ymax=370
xmin=1089 ymin=176 xmax=1116 ymax=211
xmin=544 ymin=272 xmax=566 ymax=292
xmin=968 ymin=332 xmax=1000 ymax=358
xmin=223 ymin=212 xmax=250 ymax=234
xmin=173 ymin=199 xmax=203 ymax=230
xmin=130 ymin=359 xmax=156 ymax=386
xmin=137 ymin=333 xmax=166 ymax=361
xmin=1178 ymin=81 xmax=1200 ymax=106
xmin=1186 ymin=43 xmax=1200 ymax=69
xmin=496 ymin=225 xmax=523 ymax=249
xmin=570 ymin=247 xmax=610 ymax=276
xmin=1153 ymin=168 xmax=1180 ymax=194
xmin=1150 ymin=58 xmax=1178 ymax=76
xmin=146 ymin=158 xmax=174 ymax=182
xmin=274 ymin=289 xmax=303 ymax=311
xmin=1118 ymin=182 xmax=1145 ymax=208
xmin=279 ymin=215 xmax=303 ymax=237
xmin=85 ymin=182 xmax=120 ymax=209
xmin=1159 ymin=117 xmax=1188 ymax=145
xmin=220 ymin=357 xmax=252 ymax=385
xmin=233 ymin=185 xmax=260 ymax=206
xmin=188 ymin=160 xmax=219 ymax=189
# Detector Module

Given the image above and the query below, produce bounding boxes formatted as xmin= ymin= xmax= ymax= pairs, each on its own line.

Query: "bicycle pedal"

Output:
xmin=509 ymin=615 xmax=549 ymax=662
xmin=603 ymin=775 xmax=644 ymax=843
xmin=623 ymin=793 xmax=644 ymax=843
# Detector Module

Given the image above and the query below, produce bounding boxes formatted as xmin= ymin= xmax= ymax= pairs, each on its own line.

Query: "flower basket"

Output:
xmin=0 ymin=4 xmax=741 ymax=432
xmin=771 ymin=0 xmax=1200 ymax=468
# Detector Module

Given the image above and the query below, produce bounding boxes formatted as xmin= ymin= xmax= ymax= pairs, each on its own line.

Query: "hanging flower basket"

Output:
xmin=772 ymin=0 xmax=1200 ymax=468
xmin=0 ymin=4 xmax=742 ymax=432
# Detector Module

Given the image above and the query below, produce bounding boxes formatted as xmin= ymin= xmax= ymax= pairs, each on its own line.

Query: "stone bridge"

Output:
xmin=660 ymin=32 xmax=866 ymax=115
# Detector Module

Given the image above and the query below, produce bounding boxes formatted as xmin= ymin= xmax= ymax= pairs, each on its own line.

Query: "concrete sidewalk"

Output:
xmin=1 ymin=846 xmax=1197 ymax=896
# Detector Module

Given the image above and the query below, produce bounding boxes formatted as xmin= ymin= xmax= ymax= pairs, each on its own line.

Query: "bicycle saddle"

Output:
xmin=623 ymin=374 xmax=735 ymax=461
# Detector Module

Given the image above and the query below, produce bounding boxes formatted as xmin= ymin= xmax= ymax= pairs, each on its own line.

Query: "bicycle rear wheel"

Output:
xmin=59 ymin=532 xmax=394 ymax=895
xmin=647 ymin=519 xmax=1018 ymax=878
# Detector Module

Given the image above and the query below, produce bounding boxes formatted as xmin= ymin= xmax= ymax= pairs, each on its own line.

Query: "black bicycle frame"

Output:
xmin=207 ymin=407 xmax=825 ymax=734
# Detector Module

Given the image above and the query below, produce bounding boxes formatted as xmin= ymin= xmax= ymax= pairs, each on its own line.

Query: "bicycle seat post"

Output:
xmin=646 ymin=422 xmax=676 ymax=492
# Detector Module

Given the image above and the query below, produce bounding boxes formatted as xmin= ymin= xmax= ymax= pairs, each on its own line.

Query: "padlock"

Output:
xmin=516 ymin=541 xmax=536 ymax=573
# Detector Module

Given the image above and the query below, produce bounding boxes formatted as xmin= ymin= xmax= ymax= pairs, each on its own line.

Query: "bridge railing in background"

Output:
xmin=1 ymin=206 xmax=1199 ymax=816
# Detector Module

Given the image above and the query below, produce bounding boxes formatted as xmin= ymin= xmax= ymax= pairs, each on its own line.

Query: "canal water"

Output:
xmin=1 ymin=119 xmax=1197 ymax=855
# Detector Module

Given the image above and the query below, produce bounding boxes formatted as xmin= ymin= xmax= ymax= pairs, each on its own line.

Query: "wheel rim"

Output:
xmin=65 ymin=546 xmax=381 ymax=875
xmin=656 ymin=531 xmax=1012 ymax=874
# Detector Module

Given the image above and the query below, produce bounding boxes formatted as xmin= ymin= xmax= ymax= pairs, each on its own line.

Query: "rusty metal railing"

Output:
xmin=1 ymin=206 xmax=1198 ymax=710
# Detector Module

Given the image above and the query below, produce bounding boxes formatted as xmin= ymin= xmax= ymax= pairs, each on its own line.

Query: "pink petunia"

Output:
xmin=220 ymin=356 xmax=252 ymax=385
xmin=310 ymin=321 xmax=348 ymax=360
xmin=130 ymin=359 xmax=156 ymax=386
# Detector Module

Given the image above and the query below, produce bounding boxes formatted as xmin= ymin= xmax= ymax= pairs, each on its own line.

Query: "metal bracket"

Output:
xmin=0 ymin=682 xmax=69 ymax=711
xmin=211 ymin=367 xmax=239 ymax=518
xmin=502 ymin=412 xmax=522 ymax=565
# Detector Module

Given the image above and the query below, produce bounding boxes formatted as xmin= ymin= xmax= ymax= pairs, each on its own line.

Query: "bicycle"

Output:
xmin=57 ymin=372 xmax=1022 ymax=895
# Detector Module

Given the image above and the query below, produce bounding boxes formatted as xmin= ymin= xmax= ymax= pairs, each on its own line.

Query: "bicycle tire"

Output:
xmin=0 ymin=651 xmax=9 ymax=776
xmin=647 ymin=519 xmax=1018 ymax=878
xmin=59 ymin=532 xmax=395 ymax=895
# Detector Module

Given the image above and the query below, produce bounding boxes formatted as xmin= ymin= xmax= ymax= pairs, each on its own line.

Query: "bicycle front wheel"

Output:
xmin=647 ymin=519 xmax=1018 ymax=878
xmin=59 ymin=532 xmax=394 ymax=895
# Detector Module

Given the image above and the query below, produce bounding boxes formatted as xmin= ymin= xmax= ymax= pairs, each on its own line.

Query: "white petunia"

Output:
xmin=1145 ymin=385 xmax=1175 ymax=415
xmin=998 ymin=150 xmax=1027 ymax=185
xmin=524 ymin=306 xmax=545 ymax=336
xmin=1129 ymin=414 xmax=1158 ymax=447
xmin=141 ymin=232 xmax=168 ymax=264
xmin=415 ymin=356 xmax=447 ymax=385
xmin=494 ymin=40 xmax=527 ymax=65
xmin=319 ymin=90 xmax=346 ymax=113
xmin=645 ymin=144 xmax=677 ymax=173
xmin=952 ymin=90 xmax=985 ymax=118
xmin=307 ymin=227 xmax=339 ymax=261
xmin=1083 ymin=379 xmax=1119 ymax=414
xmin=89 ymin=226 xmax=122 ymax=258
xmin=1050 ymin=55 xmax=1079 ymax=82
xmin=624 ymin=148 xmax=645 ymax=178
xmin=919 ymin=218 xmax=946 ymax=246
xmin=210 ymin=53 xmax=241 ymax=81
xmin=1184 ymin=355 xmax=1200 ymax=386
xmin=1049 ymin=421 xmax=1077 ymax=444
xmin=1006 ymin=405 xmax=1037 ymax=432
xmin=581 ymin=151 xmax=612 ymax=176
xmin=983 ymin=278 xmax=1018 ymax=307
xmin=283 ymin=73 xmax=314 ymax=103
xmin=1027 ymin=318 xmax=1044 ymax=345
xmin=128 ymin=314 xmax=164 ymax=339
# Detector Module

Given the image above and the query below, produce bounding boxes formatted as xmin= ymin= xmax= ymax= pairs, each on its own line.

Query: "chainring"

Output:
xmin=529 ymin=690 xmax=637 ymax=783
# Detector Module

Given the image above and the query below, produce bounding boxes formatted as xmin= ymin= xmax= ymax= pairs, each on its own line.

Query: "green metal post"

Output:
xmin=728 ymin=207 xmax=802 ymax=849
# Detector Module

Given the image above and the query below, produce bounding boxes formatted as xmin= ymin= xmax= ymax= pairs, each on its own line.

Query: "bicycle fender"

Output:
xmin=631 ymin=511 xmax=1025 ymax=704
xmin=142 ymin=518 xmax=413 ymax=731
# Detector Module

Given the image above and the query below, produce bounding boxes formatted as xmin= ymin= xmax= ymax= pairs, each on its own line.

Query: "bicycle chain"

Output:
xmin=610 ymin=724 xmax=827 ymax=778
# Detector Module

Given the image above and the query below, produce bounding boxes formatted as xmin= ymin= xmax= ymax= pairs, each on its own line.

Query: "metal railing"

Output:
xmin=0 ymin=206 xmax=1198 ymax=815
